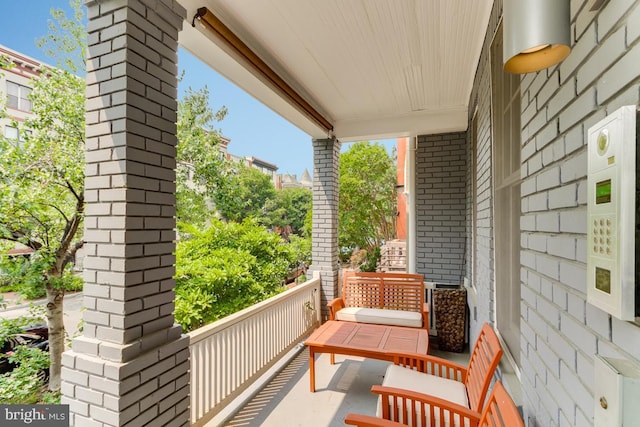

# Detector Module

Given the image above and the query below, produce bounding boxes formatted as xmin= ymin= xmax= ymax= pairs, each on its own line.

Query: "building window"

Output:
xmin=470 ymin=111 xmax=479 ymax=294
xmin=491 ymin=23 xmax=521 ymax=366
xmin=6 ymin=81 xmax=32 ymax=112
xmin=3 ymin=126 xmax=30 ymax=143
xmin=4 ymin=125 xmax=18 ymax=140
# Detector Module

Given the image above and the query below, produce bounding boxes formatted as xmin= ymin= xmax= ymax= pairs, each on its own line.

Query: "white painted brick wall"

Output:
xmin=463 ymin=0 xmax=640 ymax=425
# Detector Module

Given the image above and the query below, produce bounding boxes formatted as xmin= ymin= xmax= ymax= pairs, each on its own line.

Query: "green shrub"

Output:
xmin=0 ymin=346 xmax=50 ymax=404
xmin=0 ymin=312 xmax=53 ymax=404
xmin=359 ymin=246 xmax=381 ymax=272
xmin=0 ymin=251 xmax=83 ymax=300
xmin=175 ymin=219 xmax=295 ymax=331
xmin=287 ymin=234 xmax=311 ymax=269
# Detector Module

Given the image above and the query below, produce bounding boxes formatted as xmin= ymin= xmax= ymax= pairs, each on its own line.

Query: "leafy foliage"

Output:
xmin=175 ymin=219 xmax=294 ymax=331
xmin=176 ymin=86 xmax=227 ymax=227
xmin=37 ymin=0 xmax=86 ymax=74
xmin=0 ymin=346 xmax=51 ymax=404
xmin=214 ymin=163 xmax=276 ymax=222
xmin=0 ymin=312 xmax=51 ymax=404
xmin=262 ymin=187 xmax=312 ymax=238
xmin=0 ymin=3 xmax=85 ymax=281
xmin=287 ymin=234 xmax=311 ymax=268
xmin=339 ymin=142 xmax=397 ymax=256
xmin=0 ymin=0 xmax=86 ymax=391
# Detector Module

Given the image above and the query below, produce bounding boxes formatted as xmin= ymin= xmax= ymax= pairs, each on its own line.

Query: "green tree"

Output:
xmin=262 ymin=187 xmax=312 ymax=238
xmin=176 ymin=86 xmax=227 ymax=227
xmin=339 ymin=141 xmax=397 ymax=254
xmin=214 ymin=163 xmax=276 ymax=222
xmin=0 ymin=1 xmax=85 ymax=391
xmin=174 ymin=219 xmax=293 ymax=331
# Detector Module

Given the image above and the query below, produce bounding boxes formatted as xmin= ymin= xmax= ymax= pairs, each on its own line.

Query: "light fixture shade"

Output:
xmin=503 ymin=0 xmax=571 ymax=74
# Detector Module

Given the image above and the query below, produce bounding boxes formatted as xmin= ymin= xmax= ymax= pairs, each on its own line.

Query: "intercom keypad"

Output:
xmin=592 ymin=215 xmax=614 ymax=257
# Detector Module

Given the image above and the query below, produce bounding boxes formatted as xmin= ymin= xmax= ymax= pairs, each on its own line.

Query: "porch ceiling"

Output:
xmin=178 ymin=0 xmax=493 ymax=141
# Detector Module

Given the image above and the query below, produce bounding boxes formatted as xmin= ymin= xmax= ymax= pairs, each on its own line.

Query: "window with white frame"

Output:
xmin=3 ymin=125 xmax=30 ymax=143
xmin=4 ymin=125 xmax=18 ymax=140
xmin=6 ymin=81 xmax=32 ymax=112
xmin=491 ymin=23 xmax=522 ymax=366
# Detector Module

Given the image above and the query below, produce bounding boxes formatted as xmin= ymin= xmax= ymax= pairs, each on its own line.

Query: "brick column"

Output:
xmin=415 ymin=132 xmax=467 ymax=283
xmin=309 ymin=137 xmax=341 ymax=320
xmin=61 ymin=1 xmax=188 ymax=426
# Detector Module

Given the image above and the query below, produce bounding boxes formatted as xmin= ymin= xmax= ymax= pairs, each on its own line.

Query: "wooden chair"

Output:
xmin=345 ymin=381 xmax=523 ymax=427
xmin=372 ymin=323 xmax=503 ymax=426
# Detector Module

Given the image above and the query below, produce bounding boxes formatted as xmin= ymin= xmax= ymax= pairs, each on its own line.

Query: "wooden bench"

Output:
xmin=328 ymin=271 xmax=429 ymax=332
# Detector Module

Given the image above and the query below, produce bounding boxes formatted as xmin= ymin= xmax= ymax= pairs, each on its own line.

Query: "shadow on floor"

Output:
xmin=223 ymin=347 xmax=391 ymax=427
xmin=222 ymin=340 xmax=471 ymax=427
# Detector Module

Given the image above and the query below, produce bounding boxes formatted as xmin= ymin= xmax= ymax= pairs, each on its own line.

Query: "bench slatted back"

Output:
xmin=342 ymin=272 xmax=424 ymax=313
xmin=466 ymin=323 xmax=504 ymax=413
xmin=381 ymin=273 xmax=424 ymax=312
xmin=343 ymin=272 xmax=385 ymax=308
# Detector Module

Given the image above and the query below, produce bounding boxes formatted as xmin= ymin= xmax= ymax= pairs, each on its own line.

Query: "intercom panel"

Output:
xmin=586 ymin=105 xmax=637 ymax=321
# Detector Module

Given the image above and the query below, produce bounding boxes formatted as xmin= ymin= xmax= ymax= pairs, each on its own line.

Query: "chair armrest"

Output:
xmin=389 ymin=352 xmax=468 ymax=381
xmin=344 ymin=413 xmax=407 ymax=427
xmin=327 ymin=297 xmax=345 ymax=320
xmin=371 ymin=385 xmax=481 ymax=427
xmin=421 ymin=302 xmax=430 ymax=332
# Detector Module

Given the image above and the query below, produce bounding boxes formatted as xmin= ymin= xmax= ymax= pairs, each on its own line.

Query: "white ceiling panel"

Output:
xmin=178 ymin=0 xmax=494 ymax=140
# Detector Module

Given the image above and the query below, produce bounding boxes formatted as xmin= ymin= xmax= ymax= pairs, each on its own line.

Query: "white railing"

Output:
xmin=377 ymin=239 xmax=407 ymax=272
xmin=188 ymin=276 xmax=321 ymax=426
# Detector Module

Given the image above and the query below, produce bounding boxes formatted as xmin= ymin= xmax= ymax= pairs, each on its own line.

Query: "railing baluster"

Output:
xmin=188 ymin=277 xmax=321 ymax=426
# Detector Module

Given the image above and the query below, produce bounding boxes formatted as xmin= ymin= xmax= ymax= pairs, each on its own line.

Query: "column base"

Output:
xmin=61 ymin=334 xmax=189 ymax=427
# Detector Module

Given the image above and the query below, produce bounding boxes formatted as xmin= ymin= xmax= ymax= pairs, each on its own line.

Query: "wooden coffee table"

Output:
xmin=304 ymin=320 xmax=429 ymax=392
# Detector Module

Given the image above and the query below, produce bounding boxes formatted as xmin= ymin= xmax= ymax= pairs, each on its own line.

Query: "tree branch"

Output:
xmin=65 ymin=179 xmax=82 ymax=202
xmin=0 ymin=232 xmax=43 ymax=251
xmin=54 ymin=194 xmax=84 ymax=275
xmin=60 ymin=239 xmax=84 ymax=272
xmin=41 ymin=203 xmax=70 ymax=224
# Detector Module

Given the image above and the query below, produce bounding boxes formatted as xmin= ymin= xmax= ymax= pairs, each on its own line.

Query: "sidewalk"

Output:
xmin=0 ymin=292 xmax=84 ymax=337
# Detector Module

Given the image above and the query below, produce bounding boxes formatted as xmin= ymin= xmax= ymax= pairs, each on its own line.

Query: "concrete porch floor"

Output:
xmin=211 ymin=341 xmax=471 ymax=427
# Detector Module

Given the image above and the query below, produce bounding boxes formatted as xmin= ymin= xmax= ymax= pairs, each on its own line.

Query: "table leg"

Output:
xmin=309 ymin=347 xmax=316 ymax=392
xmin=330 ymin=353 xmax=335 ymax=365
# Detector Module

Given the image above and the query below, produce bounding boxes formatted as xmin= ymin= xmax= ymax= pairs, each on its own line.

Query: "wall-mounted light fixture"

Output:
xmin=503 ymin=0 xmax=571 ymax=74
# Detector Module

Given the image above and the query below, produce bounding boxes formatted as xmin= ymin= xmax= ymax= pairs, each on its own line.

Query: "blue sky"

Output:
xmin=0 ymin=1 xmax=395 ymax=178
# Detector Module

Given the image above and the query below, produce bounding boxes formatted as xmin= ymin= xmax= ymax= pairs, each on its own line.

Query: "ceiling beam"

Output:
xmin=334 ymin=108 xmax=469 ymax=142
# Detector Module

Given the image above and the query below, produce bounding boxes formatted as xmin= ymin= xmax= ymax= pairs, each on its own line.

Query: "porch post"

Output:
xmin=61 ymin=1 xmax=189 ymax=426
xmin=309 ymin=137 xmax=341 ymax=321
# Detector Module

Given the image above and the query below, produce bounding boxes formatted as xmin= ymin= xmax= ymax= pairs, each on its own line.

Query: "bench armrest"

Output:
xmin=327 ymin=297 xmax=345 ymax=320
xmin=371 ymin=385 xmax=481 ymax=427
xmin=421 ymin=302 xmax=430 ymax=332
xmin=344 ymin=413 xmax=407 ymax=427
xmin=390 ymin=352 xmax=468 ymax=381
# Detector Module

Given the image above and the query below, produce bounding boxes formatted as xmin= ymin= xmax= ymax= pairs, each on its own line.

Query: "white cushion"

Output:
xmin=335 ymin=307 xmax=423 ymax=328
xmin=377 ymin=364 xmax=470 ymax=427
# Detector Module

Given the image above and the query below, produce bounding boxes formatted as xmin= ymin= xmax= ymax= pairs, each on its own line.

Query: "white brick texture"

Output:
xmin=308 ymin=137 xmax=341 ymax=320
xmin=462 ymin=1 xmax=640 ymax=426
xmin=62 ymin=0 xmax=188 ymax=426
